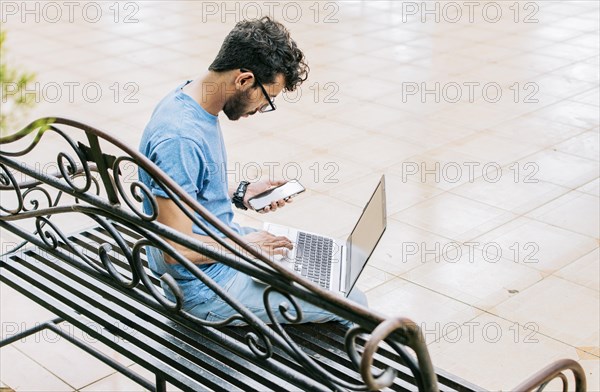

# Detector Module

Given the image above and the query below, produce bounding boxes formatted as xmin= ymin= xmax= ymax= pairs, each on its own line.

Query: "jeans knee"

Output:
xmin=347 ymin=287 xmax=368 ymax=308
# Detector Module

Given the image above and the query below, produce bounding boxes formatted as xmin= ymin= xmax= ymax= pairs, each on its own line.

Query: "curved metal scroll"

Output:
xmin=347 ymin=317 xmax=439 ymax=391
xmin=0 ymin=117 xmax=445 ymax=391
xmin=512 ymin=358 xmax=587 ymax=392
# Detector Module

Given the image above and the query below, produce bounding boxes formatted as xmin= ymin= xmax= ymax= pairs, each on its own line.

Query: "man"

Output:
xmin=139 ymin=16 xmax=367 ymax=326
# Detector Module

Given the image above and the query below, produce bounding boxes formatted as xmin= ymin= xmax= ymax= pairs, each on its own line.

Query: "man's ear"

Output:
xmin=235 ymin=70 xmax=254 ymax=90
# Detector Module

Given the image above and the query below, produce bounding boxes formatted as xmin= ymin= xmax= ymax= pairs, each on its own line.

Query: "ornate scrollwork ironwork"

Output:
xmin=131 ymin=238 xmax=183 ymax=313
xmin=22 ymin=209 xmax=139 ymax=292
xmin=1 ymin=117 xmax=449 ymax=391
xmin=22 ymin=186 xmax=53 ymax=212
xmin=0 ymin=118 xmax=55 ymax=156
xmin=72 ymin=170 xmax=101 ymax=204
xmin=84 ymin=213 xmax=140 ymax=289
xmin=33 ymin=215 xmax=113 ymax=278
xmin=113 ymin=156 xmax=158 ymax=221
xmin=263 ymin=286 xmax=374 ymax=392
xmin=129 ymin=234 xmax=275 ymax=361
xmin=353 ymin=317 xmax=438 ymax=392
xmin=0 ymin=163 xmax=23 ymax=215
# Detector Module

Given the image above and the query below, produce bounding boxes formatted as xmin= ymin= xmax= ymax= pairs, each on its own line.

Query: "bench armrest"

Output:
xmin=512 ymin=358 xmax=586 ymax=392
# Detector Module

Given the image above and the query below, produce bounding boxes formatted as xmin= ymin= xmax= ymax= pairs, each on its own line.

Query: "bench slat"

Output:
xmin=296 ymin=324 xmax=479 ymax=392
xmin=73 ymin=225 xmax=483 ymax=391
xmin=77 ymin=225 xmax=478 ymax=392
xmin=0 ymin=220 xmax=484 ymax=391
xmin=3 ymin=249 xmax=333 ymax=391
xmin=42 ymin=240 xmax=334 ymax=391
xmin=71 ymin=227 xmax=430 ymax=391
xmin=3 ymin=251 xmax=300 ymax=392
xmin=1 ymin=258 xmax=214 ymax=391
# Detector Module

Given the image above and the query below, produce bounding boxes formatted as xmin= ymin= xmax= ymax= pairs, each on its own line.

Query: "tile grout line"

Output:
xmin=384 ymin=274 xmax=600 ymax=359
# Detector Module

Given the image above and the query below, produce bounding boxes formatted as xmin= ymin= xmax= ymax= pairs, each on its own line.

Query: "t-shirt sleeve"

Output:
xmin=146 ymin=137 xmax=207 ymax=198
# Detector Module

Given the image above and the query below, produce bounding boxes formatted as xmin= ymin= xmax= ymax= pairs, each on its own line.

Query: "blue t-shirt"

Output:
xmin=138 ymin=80 xmax=242 ymax=307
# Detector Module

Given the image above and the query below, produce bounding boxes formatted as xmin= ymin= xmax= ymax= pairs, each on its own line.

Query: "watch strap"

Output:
xmin=232 ymin=181 xmax=250 ymax=210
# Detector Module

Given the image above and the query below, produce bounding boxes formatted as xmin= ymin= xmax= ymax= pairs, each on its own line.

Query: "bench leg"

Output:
xmin=0 ymin=316 xmax=156 ymax=391
xmin=156 ymin=375 xmax=166 ymax=392
xmin=0 ymin=317 xmax=64 ymax=347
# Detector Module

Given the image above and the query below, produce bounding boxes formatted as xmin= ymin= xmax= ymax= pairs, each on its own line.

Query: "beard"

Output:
xmin=223 ymin=89 xmax=255 ymax=121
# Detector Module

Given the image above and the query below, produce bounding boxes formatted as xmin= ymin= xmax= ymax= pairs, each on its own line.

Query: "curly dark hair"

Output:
xmin=209 ymin=16 xmax=309 ymax=91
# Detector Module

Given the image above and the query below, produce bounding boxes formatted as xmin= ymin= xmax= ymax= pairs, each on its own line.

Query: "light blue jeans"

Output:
xmin=186 ymin=270 xmax=369 ymax=327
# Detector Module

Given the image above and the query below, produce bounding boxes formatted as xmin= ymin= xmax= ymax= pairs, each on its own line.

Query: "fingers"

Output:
xmin=271 ymin=247 xmax=289 ymax=256
xmin=254 ymin=232 xmax=292 ymax=247
xmin=244 ymin=231 xmax=295 ymax=259
xmin=261 ymin=201 xmax=276 ymax=213
xmin=270 ymin=179 xmax=287 ymax=187
xmin=257 ymin=233 xmax=294 ymax=256
xmin=261 ymin=199 xmax=287 ymax=213
xmin=271 ymin=235 xmax=293 ymax=249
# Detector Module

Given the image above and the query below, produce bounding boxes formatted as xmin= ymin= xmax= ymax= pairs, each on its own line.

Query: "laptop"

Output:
xmin=264 ymin=175 xmax=387 ymax=297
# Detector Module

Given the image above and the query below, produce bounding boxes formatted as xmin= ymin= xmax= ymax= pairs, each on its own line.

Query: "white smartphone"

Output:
xmin=247 ymin=180 xmax=305 ymax=211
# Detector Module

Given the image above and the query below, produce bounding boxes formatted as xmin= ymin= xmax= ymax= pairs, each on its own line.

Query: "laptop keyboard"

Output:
xmin=294 ymin=232 xmax=333 ymax=289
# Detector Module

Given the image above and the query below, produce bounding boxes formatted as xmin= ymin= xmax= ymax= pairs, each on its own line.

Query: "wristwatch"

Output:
xmin=232 ymin=181 xmax=250 ymax=210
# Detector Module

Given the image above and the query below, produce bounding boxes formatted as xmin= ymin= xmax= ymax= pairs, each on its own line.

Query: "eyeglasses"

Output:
xmin=240 ymin=68 xmax=276 ymax=113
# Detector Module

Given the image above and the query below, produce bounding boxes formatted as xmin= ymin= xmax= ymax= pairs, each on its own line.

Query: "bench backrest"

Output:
xmin=0 ymin=116 xmax=443 ymax=391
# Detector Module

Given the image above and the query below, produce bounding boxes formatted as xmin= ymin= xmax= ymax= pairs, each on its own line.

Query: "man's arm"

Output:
xmin=227 ymin=182 xmax=237 ymax=199
xmin=155 ymin=196 xmax=292 ymax=264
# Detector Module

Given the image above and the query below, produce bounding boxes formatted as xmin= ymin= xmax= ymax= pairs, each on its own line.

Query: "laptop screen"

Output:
xmin=345 ymin=176 xmax=387 ymax=294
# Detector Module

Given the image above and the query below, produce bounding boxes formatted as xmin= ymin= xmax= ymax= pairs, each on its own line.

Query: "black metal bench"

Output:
xmin=0 ymin=118 xmax=587 ymax=392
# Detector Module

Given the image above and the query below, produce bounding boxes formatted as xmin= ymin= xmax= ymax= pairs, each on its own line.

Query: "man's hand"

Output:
xmin=243 ymin=230 xmax=293 ymax=257
xmin=244 ymin=178 xmax=293 ymax=213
